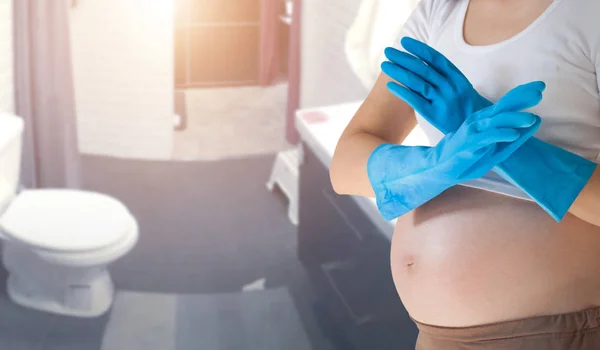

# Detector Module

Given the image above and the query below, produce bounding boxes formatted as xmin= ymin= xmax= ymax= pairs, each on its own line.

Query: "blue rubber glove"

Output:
xmin=381 ymin=37 xmax=597 ymax=221
xmin=368 ymin=98 xmax=541 ymax=221
xmin=381 ymin=45 xmax=545 ymax=134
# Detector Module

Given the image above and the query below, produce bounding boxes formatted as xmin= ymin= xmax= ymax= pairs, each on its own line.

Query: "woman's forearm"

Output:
xmin=569 ymin=166 xmax=600 ymax=227
xmin=330 ymin=132 xmax=388 ymax=198
xmin=329 ymin=73 xmax=418 ymax=198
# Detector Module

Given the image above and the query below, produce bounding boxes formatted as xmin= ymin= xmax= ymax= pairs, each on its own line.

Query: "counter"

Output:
xmin=295 ymin=101 xmax=429 ymax=241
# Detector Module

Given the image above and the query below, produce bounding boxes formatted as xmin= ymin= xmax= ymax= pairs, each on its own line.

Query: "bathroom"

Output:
xmin=0 ymin=0 xmax=420 ymax=349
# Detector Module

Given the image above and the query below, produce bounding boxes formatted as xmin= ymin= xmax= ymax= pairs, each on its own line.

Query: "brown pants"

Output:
xmin=414 ymin=307 xmax=600 ymax=349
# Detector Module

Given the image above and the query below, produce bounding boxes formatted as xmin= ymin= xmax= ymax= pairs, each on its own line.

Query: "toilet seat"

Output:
xmin=0 ymin=189 xmax=134 ymax=253
xmin=35 ymin=218 xmax=139 ymax=267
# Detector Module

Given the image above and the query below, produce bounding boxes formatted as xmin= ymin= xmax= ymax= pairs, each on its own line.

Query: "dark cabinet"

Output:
xmin=297 ymin=143 xmax=418 ymax=349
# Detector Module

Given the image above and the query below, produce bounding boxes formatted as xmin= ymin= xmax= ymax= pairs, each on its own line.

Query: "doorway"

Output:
xmin=172 ymin=0 xmax=293 ymax=160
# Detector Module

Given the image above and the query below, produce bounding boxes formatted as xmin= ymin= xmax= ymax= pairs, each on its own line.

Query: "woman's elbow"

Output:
xmin=329 ymin=155 xmax=346 ymax=195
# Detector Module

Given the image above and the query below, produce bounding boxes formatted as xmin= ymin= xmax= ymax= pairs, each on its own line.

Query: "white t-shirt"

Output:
xmin=345 ymin=0 xmax=420 ymax=89
xmin=394 ymin=0 xmax=600 ymax=163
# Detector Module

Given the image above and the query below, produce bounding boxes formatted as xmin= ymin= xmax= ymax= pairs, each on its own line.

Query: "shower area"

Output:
xmin=172 ymin=0 xmax=294 ymax=160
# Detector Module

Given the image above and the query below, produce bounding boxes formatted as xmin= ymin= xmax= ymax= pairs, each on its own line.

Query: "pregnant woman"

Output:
xmin=330 ymin=0 xmax=600 ymax=348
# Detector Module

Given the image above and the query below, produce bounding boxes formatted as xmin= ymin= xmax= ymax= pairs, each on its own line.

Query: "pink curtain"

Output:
xmin=13 ymin=0 xmax=81 ymax=188
xmin=258 ymin=0 xmax=280 ymax=86
xmin=286 ymin=0 xmax=301 ymax=143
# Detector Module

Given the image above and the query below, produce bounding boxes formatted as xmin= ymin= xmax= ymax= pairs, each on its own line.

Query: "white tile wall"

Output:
xmin=69 ymin=0 xmax=174 ymax=159
xmin=0 ymin=0 xmax=14 ymax=113
xmin=300 ymin=0 xmax=368 ymax=109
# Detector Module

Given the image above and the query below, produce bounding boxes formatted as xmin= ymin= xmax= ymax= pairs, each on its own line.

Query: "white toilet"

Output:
xmin=0 ymin=113 xmax=139 ymax=317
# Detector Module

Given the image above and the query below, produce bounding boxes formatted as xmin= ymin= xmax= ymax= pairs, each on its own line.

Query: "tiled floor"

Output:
xmin=0 ymin=154 xmax=334 ymax=350
xmin=103 ymin=288 xmax=311 ymax=350
xmin=0 ymin=288 xmax=312 ymax=350
xmin=0 ymin=292 xmax=109 ymax=350
xmin=172 ymin=83 xmax=292 ymax=161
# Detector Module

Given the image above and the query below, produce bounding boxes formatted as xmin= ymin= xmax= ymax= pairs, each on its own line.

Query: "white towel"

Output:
xmin=345 ymin=0 xmax=420 ymax=90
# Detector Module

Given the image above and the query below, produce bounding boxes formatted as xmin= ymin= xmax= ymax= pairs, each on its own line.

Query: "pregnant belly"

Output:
xmin=391 ymin=185 xmax=600 ymax=328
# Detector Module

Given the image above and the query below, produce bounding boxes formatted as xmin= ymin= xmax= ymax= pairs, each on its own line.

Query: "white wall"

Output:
xmin=300 ymin=0 xmax=368 ymax=109
xmin=0 ymin=0 xmax=14 ymax=113
xmin=69 ymin=0 xmax=174 ymax=159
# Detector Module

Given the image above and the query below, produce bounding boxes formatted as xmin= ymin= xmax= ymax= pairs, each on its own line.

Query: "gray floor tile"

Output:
xmin=42 ymin=312 xmax=108 ymax=350
xmin=176 ymin=288 xmax=312 ymax=350
xmin=101 ymin=291 xmax=177 ymax=350
xmin=0 ymin=336 xmax=43 ymax=350
xmin=0 ymin=294 xmax=53 ymax=341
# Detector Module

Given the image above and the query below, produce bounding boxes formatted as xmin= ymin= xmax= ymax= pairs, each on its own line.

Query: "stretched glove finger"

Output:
xmin=400 ymin=36 xmax=467 ymax=84
xmin=382 ymin=61 xmax=438 ymax=100
xmin=469 ymin=128 xmax=521 ymax=149
xmin=442 ymin=146 xmax=496 ymax=181
xmin=475 ymin=112 xmax=539 ymax=131
xmin=491 ymin=117 xmax=542 ymax=161
xmin=504 ymin=81 xmax=546 ymax=97
xmin=469 ymin=89 xmax=541 ymax=123
xmin=386 ymin=81 xmax=432 ymax=116
xmin=493 ymin=83 xmax=545 ymax=113
xmin=384 ymin=47 xmax=451 ymax=91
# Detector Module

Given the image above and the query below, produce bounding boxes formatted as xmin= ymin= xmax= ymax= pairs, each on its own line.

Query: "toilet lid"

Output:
xmin=0 ymin=189 xmax=135 ymax=252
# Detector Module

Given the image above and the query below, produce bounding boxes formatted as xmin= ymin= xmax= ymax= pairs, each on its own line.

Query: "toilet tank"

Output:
xmin=0 ymin=113 xmax=24 ymax=213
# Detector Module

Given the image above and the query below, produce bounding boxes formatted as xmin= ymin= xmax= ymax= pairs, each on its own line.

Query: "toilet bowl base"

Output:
xmin=3 ymin=244 xmax=116 ymax=318
xmin=6 ymin=270 xmax=115 ymax=318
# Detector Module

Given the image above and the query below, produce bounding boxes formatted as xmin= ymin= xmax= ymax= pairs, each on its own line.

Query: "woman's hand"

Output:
xmin=382 ymin=37 xmax=598 ymax=223
xmin=381 ymin=37 xmax=545 ymax=134
xmin=368 ymin=102 xmax=541 ymax=221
